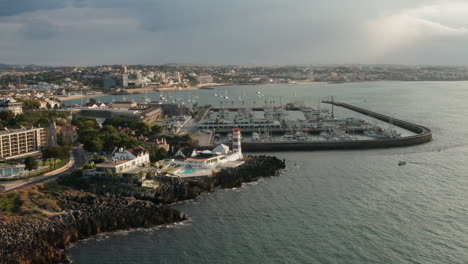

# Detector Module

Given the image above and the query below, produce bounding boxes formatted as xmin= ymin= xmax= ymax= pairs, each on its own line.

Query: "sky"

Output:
xmin=0 ymin=0 xmax=467 ymax=66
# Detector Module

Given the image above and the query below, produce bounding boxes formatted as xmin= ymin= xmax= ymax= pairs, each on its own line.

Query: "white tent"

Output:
xmin=213 ymin=144 xmax=230 ymax=155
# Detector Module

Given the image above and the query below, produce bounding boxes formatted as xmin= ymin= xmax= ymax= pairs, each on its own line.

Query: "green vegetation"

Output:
xmin=24 ymin=157 xmax=38 ymax=172
xmin=0 ymin=109 xmax=68 ymax=129
xmin=42 ymin=146 xmax=71 ymax=169
xmin=0 ymin=157 xmax=69 ymax=182
xmin=145 ymin=145 xmax=168 ymax=162
xmin=83 ymin=163 xmax=96 ymax=170
xmin=0 ymin=182 xmax=71 ymax=216
xmin=76 ymin=117 xmax=167 ymax=159
xmin=75 ymin=116 xmax=194 ymax=163
xmin=0 ymin=193 xmax=22 ymax=214
xmin=91 ymin=156 xmax=106 ymax=164
xmin=59 ymin=170 xmax=90 ymax=190
xmin=14 ymin=98 xmax=41 ymax=109
xmin=164 ymin=134 xmax=192 ymax=142
xmin=102 ymin=117 xmax=152 ymax=137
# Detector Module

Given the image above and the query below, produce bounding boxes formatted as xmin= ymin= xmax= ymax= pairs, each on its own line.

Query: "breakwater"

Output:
xmin=240 ymin=102 xmax=432 ymax=152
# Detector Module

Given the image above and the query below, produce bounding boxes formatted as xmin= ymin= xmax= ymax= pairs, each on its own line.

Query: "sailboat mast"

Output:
xmin=331 ymin=96 xmax=335 ymax=119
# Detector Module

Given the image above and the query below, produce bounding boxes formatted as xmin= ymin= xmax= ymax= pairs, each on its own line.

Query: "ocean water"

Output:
xmin=67 ymin=82 xmax=468 ymax=263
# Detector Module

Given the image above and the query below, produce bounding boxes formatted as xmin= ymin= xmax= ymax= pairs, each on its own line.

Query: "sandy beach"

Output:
xmin=58 ymin=81 xmax=323 ymax=102
xmin=58 ymin=83 xmax=229 ymax=102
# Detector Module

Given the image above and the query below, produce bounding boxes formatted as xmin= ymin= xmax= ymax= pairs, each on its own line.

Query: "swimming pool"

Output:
xmin=0 ymin=165 xmax=25 ymax=178
xmin=183 ymin=169 xmax=195 ymax=174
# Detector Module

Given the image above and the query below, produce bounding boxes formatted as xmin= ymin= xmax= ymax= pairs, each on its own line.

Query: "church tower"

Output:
xmin=47 ymin=119 xmax=58 ymax=147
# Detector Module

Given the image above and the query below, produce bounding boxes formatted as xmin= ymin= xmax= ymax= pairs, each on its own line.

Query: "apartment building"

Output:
xmin=0 ymin=128 xmax=48 ymax=159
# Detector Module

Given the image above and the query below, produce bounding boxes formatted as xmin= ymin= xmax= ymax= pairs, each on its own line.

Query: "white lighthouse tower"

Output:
xmin=231 ymin=128 xmax=243 ymax=159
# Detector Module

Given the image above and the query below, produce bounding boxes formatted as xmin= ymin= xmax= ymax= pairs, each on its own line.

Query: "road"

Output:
xmin=0 ymin=146 xmax=89 ymax=193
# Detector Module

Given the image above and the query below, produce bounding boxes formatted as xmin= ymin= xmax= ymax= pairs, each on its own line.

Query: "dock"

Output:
xmin=234 ymin=101 xmax=432 ymax=152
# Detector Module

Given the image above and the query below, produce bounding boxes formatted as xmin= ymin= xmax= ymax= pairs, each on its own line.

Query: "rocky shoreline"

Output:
xmin=0 ymin=155 xmax=286 ymax=264
xmin=0 ymin=194 xmax=186 ymax=264
xmin=89 ymin=155 xmax=286 ymax=204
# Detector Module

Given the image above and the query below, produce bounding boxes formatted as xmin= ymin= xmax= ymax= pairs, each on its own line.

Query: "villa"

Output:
xmin=95 ymin=146 xmax=150 ymax=176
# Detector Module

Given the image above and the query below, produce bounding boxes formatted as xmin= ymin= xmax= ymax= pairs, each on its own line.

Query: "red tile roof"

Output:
xmin=127 ymin=146 xmax=147 ymax=157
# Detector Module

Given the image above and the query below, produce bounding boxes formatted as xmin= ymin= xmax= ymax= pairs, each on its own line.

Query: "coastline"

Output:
xmin=57 ymin=83 xmax=230 ymax=102
xmin=57 ymin=81 xmax=322 ymax=102
xmin=0 ymin=155 xmax=286 ymax=264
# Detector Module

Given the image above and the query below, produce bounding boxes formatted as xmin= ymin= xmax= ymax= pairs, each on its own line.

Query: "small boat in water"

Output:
xmin=252 ymin=132 xmax=261 ymax=142
xmin=283 ymin=132 xmax=295 ymax=140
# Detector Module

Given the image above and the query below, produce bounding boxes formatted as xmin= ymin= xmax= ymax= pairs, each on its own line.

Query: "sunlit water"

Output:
xmin=67 ymin=82 xmax=468 ymax=263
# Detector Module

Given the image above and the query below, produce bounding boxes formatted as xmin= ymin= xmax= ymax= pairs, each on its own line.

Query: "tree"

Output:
xmin=88 ymin=98 xmax=97 ymax=104
xmin=84 ymin=138 xmax=103 ymax=153
xmin=24 ymin=157 xmax=38 ymax=173
xmin=145 ymin=145 xmax=168 ymax=162
xmin=0 ymin=111 xmax=16 ymax=128
xmin=91 ymin=156 xmax=106 ymax=164
xmin=57 ymin=132 xmax=68 ymax=146
xmin=151 ymin=124 xmax=163 ymax=134
xmin=105 ymin=169 xmax=113 ymax=177
xmin=135 ymin=122 xmax=151 ymax=136
xmin=42 ymin=146 xmax=71 ymax=168
xmin=15 ymin=98 xmax=40 ymax=109
xmin=42 ymin=147 xmax=53 ymax=169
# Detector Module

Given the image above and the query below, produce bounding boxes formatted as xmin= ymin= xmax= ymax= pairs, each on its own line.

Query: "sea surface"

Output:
xmin=67 ymin=82 xmax=468 ymax=263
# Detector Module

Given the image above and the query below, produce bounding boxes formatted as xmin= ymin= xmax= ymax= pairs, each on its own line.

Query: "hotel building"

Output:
xmin=0 ymin=128 xmax=48 ymax=159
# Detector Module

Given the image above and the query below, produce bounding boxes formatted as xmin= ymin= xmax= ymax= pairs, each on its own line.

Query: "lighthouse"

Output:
xmin=232 ymin=128 xmax=243 ymax=159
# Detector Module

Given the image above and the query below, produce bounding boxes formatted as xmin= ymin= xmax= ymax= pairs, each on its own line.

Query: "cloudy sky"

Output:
xmin=0 ymin=0 xmax=467 ymax=66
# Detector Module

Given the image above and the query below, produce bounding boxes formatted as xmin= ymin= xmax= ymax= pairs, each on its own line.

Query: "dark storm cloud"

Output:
xmin=0 ymin=0 xmax=467 ymax=65
xmin=0 ymin=0 xmax=66 ymax=16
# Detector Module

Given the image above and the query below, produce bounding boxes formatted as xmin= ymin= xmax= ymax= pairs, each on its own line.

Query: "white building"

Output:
xmin=196 ymin=74 xmax=214 ymax=84
xmin=95 ymin=146 xmax=150 ymax=176
xmin=0 ymin=98 xmax=23 ymax=115
xmin=0 ymin=127 xmax=48 ymax=159
xmin=171 ymin=128 xmax=244 ymax=170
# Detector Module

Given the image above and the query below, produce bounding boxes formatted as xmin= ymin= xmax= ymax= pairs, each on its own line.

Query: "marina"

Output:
xmin=62 ymin=84 xmax=431 ymax=152
xmin=189 ymin=98 xmax=429 ymax=151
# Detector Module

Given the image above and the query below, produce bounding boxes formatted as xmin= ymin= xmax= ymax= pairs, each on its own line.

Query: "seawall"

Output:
xmin=241 ymin=102 xmax=432 ymax=152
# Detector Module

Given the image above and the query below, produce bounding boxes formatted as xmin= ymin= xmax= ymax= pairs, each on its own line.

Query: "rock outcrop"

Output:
xmin=0 ymin=194 xmax=186 ymax=264
xmin=0 ymin=155 xmax=285 ymax=264
xmin=90 ymin=155 xmax=286 ymax=204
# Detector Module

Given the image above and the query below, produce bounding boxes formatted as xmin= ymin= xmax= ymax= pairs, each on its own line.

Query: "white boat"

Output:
xmin=364 ymin=129 xmax=401 ymax=139
xmin=386 ymin=130 xmax=402 ymax=139
xmin=283 ymin=132 xmax=295 ymax=140
xmin=252 ymin=132 xmax=261 ymax=141
xmin=364 ymin=130 xmax=388 ymax=139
